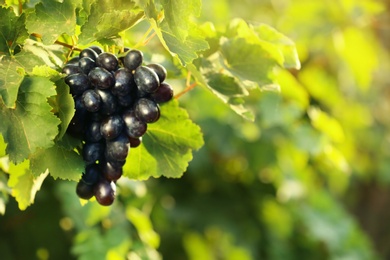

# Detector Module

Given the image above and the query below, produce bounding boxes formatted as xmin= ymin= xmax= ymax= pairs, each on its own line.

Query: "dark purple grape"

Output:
xmin=89 ymin=46 xmax=103 ymax=55
xmin=62 ymin=64 xmax=83 ymax=76
xmin=101 ymin=160 xmax=123 ymax=181
xmin=66 ymin=56 xmax=80 ymax=65
xmin=116 ymin=93 xmax=135 ymax=108
xmin=76 ymin=164 xmax=101 ymax=200
xmin=79 ymin=48 xmax=98 ymax=61
xmin=85 ymin=121 xmax=103 ymax=142
xmin=82 ymin=164 xmax=101 ymax=185
xmin=150 ymin=82 xmax=174 ymax=103
xmin=76 ymin=181 xmax=95 ymax=200
xmin=134 ymin=66 xmax=160 ymax=93
xmin=129 ymin=137 xmax=141 ymax=148
xmin=96 ymin=52 xmax=119 ymax=72
xmin=112 ymin=68 xmax=134 ymax=96
xmin=95 ymin=89 xmax=118 ymax=116
xmin=94 ymin=179 xmax=116 ymax=206
xmin=146 ymin=63 xmax=167 ymax=83
xmin=105 ymin=133 xmax=130 ymax=162
xmin=88 ymin=67 xmax=115 ymax=89
xmin=100 ymin=114 xmax=124 ymax=140
xmin=65 ymin=73 xmax=91 ymax=96
xmin=81 ymin=89 xmax=101 ymax=112
xmin=134 ymin=98 xmax=160 ymax=123
xmin=67 ymin=97 xmax=87 ymax=138
xmin=123 ymin=50 xmax=143 ymax=71
xmin=83 ymin=142 xmax=104 ymax=165
xmin=79 ymin=57 xmax=96 ymax=74
xmin=122 ymin=110 xmax=147 ymax=138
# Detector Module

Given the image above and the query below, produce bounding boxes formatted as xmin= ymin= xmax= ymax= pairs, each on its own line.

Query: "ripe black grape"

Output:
xmin=123 ymin=49 xmax=143 ymax=71
xmin=95 ymin=89 xmax=118 ymax=116
xmin=100 ymin=114 xmax=124 ymax=140
xmin=113 ymin=68 xmax=134 ymax=96
xmin=65 ymin=73 xmax=91 ymax=96
xmin=102 ymin=160 xmax=123 ymax=181
xmin=88 ymin=67 xmax=115 ymax=89
xmin=134 ymin=98 xmax=160 ymax=123
xmin=89 ymin=45 xmax=103 ymax=55
xmin=83 ymin=142 xmax=104 ymax=165
xmin=94 ymin=179 xmax=116 ymax=206
xmin=96 ymin=52 xmax=119 ymax=72
xmin=122 ymin=110 xmax=147 ymax=138
xmin=62 ymin=64 xmax=83 ymax=76
xmin=134 ymin=66 xmax=160 ymax=93
xmin=150 ymin=82 xmax=174 ymax=103
xmin=105 ymin=133 xmax=130 ymax=162
xmin=82 ymin=89 xmax=101 ymax=112
xmin=79 ymin=57 xmax=96 ymax=74
xmin=85 ymin=121 xmax=103 ymax=142
xmin=80 ymin=48 xmax=98 ymax=61
xmin=147 ymin=63 xmax=167 ymax=83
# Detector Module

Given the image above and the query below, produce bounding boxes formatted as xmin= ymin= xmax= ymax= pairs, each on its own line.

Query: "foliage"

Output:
xmin=0 ymin=0 xmax=389 ymax=259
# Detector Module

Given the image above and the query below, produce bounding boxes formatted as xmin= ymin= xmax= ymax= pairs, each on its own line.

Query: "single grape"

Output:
xmin=76 ymin=181 xmax=95 ymax=200
xmin=129 ymin=137 xmax=142 ymax=148
xmin=89 ymin=45 xmax=103 ymax=55
xmin=85 ymin=120 xmax=103 ymax=142
xmin=122 ymin=110 xmax=147 ymax=138
xmin=146 ymin=63 xmax=167 ymax=83
xmin=134 ymin=66 xmax=160 ymax=93
xmin=65 ymin=73 xmax=91 ymax=96
xmin=134 ymin=98 xmax=160 ymax=123
xmin=100 ymin=114 xmax=124 ymax=140
xmin=95 ymin=89 xmax=118 ymax=116
xmin=83 ymin=142 xmax=104 ymax=165
xmin=62 ymin=64 xmax=83 ymax=76
xmin=66 ymin=56 xmax=80 ymax=65
xmin=88 ymin=67 xmax=115 ymax=90
xmin=76 ymin=164 xmax=101 ymax=200
xmin=79 ymin=56 xmax=96 ymax=74
xmin=81 ymin=89 xmax=101 ymax=112
xmin=150 ymin=82 xmax=174 ymax=103
xmin=94 ymin=179 xmax=116 ymax=206
xmin=96 ymin=52 xmax=119 ymax=72
xmin=102 ymin=160 xmax=123 ymax=181
xmin=105 ymin=133 xmax=130 ymax=162
xmin=83 ymin=164 xmax=101 ymax=185
xmin=79 ymin=48 xmax=98 ymax=61
xmin=123 ymin=50 xmax=143 ymax=71
xmin=112 ymin=68 xmax=134 ymax=96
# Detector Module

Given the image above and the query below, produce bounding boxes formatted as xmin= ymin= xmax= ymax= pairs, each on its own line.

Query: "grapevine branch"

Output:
xmin=175 ymin=72 xmax=198 ymax=99
xmin=31 ymin=33 xmax=82 ymax=52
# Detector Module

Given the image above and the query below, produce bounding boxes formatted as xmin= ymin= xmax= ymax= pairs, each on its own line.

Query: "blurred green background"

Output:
xmin=2 ymin=0 xmax=390 ymax=259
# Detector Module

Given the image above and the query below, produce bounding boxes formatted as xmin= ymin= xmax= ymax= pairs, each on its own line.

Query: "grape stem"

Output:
xmin=133 ymin=26 xmax=155 ymax=49
xmin=31 ymin=33 xmax=82 ymax=51
xmin=174 ymin=72 xmax=198 ymax=99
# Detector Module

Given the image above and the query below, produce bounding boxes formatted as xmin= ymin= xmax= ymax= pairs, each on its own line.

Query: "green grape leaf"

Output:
xmin=0 ymin=56 xmax=25 ymax=108
xmin=253 ymin=24 xmax=301 ymax=70
xmin=79 ymin=0 xmax=144 ymax=45
xmin=0 ymin=6 xmax=28 ymax=55
xmin=30 ymin=143 xmax=84 ymax=181
xmin=15 ymin=39 xmax=65 ymax=70
xmin=187 ymin=64 xmax=254 ymax=121
xmin=160 ymin=0 xmax=201 ymax=41
xmin=136 ymin=0 xmax=159 ymax=19
xmin=55 ymin=79 xmax=75 ymax=139
xmin=220 ymin=37 xmax=279 ymax=84
xmin=25 ymin=0 xmax=77 ymax=44
xmin=7 ymin=160 xmax=48 ymax=210
xmin=0 ymin=76 xmax=60 ymax=163
xmin=124 ymin=100 xmax=204 ymax=180
xmin=151 ymin=20 xmax=209 ymax=65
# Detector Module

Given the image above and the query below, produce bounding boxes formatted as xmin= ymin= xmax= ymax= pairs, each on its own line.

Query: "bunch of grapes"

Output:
xmin=62 ymin=46 xmax=174 ymax=206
